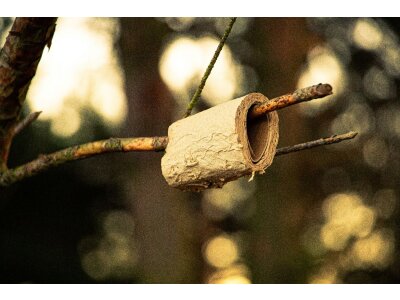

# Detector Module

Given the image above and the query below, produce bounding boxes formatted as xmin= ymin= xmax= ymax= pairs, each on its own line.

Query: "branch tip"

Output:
xmin=275 ymin=131 xmax=358 ymax=156
xmin=12 ymin=111 xmax=42 ymax=137
xmin=315 ymin=83 xmax=333 ymax=95
xmin=249 ymin=83 xmax=334 ymax=120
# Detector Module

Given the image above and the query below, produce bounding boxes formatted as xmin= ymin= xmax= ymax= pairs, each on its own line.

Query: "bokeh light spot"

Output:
xmin=103 ymin=210 xmax=135 ymax=236
xmin=27 ymin=18 xmax=127 ymax=137
xmin=81 ymin=250 xmax=112 ymax=281
xmin=309 ymin=266 xmax=338 ymax=284
xmin=50 ymin=106 xmax=81 ymax=137
xmin=382 ymin=46 xmax=400 ymax=77
xmin=320 ymin=193 xmax=376 ymax=251
xmin=363 ymin=137 xmax=389 ymax=169
xmin=79 ymin=209 xmax=138 ymax=281
xmin=204 ymin=235 xmax=239 ymax=269
xmin=363 ymin=66 xmax=396 ymax=100
xmin=320 ymin=222 xmax=350 ymax=251
xmin=202 ymin=178 xmax=254 ymax=221
xmin=159 ymin=35 xmax=243 ymax=109
xmin=298 ymin=46 xmax=346 ymax=116
xmin=207 ymin=264 xmax=251 ymax=284
xmin=351 ymin=229 xmax=394 ymax=268
xmin=352 ymin=19 xmax=383 ymax=51
xmin=162 ymin=17 xmax=195 ymax=32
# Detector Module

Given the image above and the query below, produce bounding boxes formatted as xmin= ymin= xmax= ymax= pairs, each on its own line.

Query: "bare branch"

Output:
xmin=248 ymin=83 xmax=333 ymax=120
xmin=275 ymin=131 xmax=358 ymax=156
xmin=0 ymin=136 xmax=168 ymax=186
xmin=12 ymin=111 xmax=42 ymax=137
xmin=0 ymin=131 xmax=358 ymax=187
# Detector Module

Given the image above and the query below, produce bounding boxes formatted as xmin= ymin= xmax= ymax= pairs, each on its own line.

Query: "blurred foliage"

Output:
xmin=1 ymin=17 xmax=400 ymax=284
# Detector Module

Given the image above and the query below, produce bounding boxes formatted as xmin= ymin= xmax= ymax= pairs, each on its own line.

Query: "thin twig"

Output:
xmin=183 ymin=17 xmax=237 ymax=118
xmin=12 ymin=111 xmax=42 ymax=137
xmin=0 ymin=131 xmax=358 ymax=187
xmin=0 ymin=136 xmax=168 ymax=187
xmin=275 ymin=131 xmax=358 ymax=156
xmin=248 ymin=83 xmax=333 ymax=120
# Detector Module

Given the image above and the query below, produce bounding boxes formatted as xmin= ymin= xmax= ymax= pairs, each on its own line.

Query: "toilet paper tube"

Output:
xmin=161 ymin=93 xmax=279 ymax=191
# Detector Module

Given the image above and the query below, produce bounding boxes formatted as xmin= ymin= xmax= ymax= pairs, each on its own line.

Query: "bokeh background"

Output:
xmin=0 ymin=17 xmax=399 ymax=283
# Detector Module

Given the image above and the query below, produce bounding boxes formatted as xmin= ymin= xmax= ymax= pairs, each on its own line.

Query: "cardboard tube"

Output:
xmin=161 ymin=93 xmax=279 ymax=191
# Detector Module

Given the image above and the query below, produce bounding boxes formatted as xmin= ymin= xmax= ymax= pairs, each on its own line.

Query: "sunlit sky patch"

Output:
xmin=27 ymin=18 xmax=127 ymax=137
xmin=298 ymin=46 xmax=346 ymax=117
xmin=159 ymin=35 xmax=243 ymax=109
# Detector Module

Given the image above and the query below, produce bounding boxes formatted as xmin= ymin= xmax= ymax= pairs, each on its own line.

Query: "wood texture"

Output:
xmin=0 ymin=17 xmax=57 ymax=170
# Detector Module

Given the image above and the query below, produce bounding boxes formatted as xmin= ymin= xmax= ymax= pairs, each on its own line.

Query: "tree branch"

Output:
xmin=0 ymin=17 xmax=57 ymax=171
xmin=0 ymin=19 xmax=357 ymax=189
xmin=275 ymin=131 xmax=358 ymax=156
xmin=184 ymin=17 xmax=237 ymax=118
xmin=0 ymin=136 xmax=169 ymax=186
xmin=12 ymin=111 xmax=42 ymax=137
xmin=0 ymin=78 xmax=357 ymax=187
xmin=0 ymin=131 xmax=358 ymax=187
xmin=248 ymin=83 xmax=333 ymax=120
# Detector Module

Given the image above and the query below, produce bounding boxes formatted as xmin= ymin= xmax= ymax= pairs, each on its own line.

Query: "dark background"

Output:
xmin=1 ymin=17 xmax=399 ymax=283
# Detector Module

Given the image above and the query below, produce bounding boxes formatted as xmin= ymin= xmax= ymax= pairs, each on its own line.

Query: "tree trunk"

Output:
xmin=118 ymin=18 xmax=202 ymax=283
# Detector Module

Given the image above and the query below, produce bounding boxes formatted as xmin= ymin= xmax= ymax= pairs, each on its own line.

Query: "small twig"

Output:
xmin=248 ymin=83 xmax=333 ymax=120
xmin=12 ymin=111 xmax=42 ymax=137
xmin=275 ymin=131 xmax=358 ymax=156
xmin=183 ymin=17 xmax=237 ymax=118
xmin=0 ymin=136 xmax=168 ymax=187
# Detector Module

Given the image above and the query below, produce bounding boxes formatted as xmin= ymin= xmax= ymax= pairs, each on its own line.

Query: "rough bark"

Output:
xmin=0 ymin=17 xmax=57 ymax=171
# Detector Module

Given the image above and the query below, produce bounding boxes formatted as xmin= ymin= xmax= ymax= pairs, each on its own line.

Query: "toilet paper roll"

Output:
xmin=161 ymin=93 xmax=279 ymax=191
